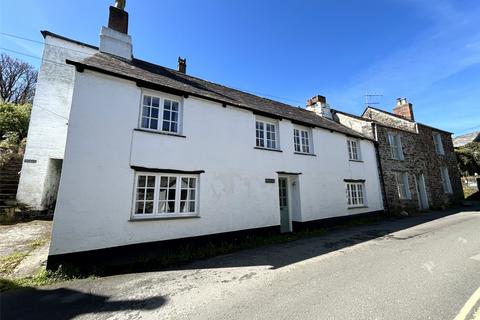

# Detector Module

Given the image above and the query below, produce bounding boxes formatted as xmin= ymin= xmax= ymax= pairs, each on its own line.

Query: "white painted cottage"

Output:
xmin=17 ymin=4 xmax=384 ymax=264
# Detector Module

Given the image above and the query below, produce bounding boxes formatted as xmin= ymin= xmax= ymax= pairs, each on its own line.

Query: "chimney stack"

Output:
xmin=178 ymin=57 xmax=187 ymax=74
xmin=393 ymin=98 xmax=414 ymax=120
xmin=99 ymin=1 xmax=132 ymax=60
xmin=306 ymin=95 xmax=332 ymax=119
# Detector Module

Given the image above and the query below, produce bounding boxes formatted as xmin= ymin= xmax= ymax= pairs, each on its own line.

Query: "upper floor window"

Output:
xmin=433 ymin=132 xmax=445 ymax=155
xmin=347 ymin=138 xmax=361 ymax=161
xmin=140 ymin=94 xmax=180 ymax=133
xmin=394 ymin=172 xmax=411 ymax=199
xmin=133 ymin=172 xmax=199 ymax=218
xmin=346 ymin=182 xmax=366 ymax=207
xmin=440 ymin=167 xmax=452 ymax=193
xmin=256 ymin=119 xmax=278 ymax=149
xmin=388 ymin=132 xmax=404 ymax=160
xmin=294 ymin=128 xmax=311 ymax=154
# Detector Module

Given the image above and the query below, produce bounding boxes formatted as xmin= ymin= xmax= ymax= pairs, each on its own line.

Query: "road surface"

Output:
xmin=2 ymin=206 xmax=480 ymax=319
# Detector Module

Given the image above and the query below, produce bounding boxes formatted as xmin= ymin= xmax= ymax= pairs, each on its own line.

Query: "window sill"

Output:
xmin=348 ymin=205 xmax=368 ymax=209
xmin=294 ymin=152 xmax=316 ymax=157
xmin=254 ymin=147 xmax=283 ymax=153
xmin=349 ymin=159 xmax=363 ymax=163
xmin=129 ymin=214 xmax=200 ymax=221
xmin=134 ymin=128 xmax=186 ymax=138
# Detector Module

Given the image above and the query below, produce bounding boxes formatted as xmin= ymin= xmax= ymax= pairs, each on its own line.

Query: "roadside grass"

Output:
xmin=0 ymin=267 xmax=74 ymax=292
xmin=0 ymin=237 xmax=56 ymax=292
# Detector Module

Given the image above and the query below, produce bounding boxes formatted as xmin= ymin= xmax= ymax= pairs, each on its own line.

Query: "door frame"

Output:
xmin=278 ymin=175 xmax=293 ymax=233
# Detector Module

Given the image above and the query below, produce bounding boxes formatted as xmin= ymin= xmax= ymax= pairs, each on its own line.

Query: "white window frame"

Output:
xmin=293 ymin=127 xmax=313 ymax=154
xmin=346 ymin=182 xmax=367 ymax=208
xmin=139 ymin=92 xmax=182 ymax=134
xmin=132 ymin=172 xmax=199 ymax=219
xmin=433 ymin=132 xmax=445 ymax=155
xmin=388 ymin=132 xmax=404 ymax=160
xmin=347 ymin=138 xmax=361 ymax=161
xmin=394 ymin=172 xmax=411 ymax=199
xmin=440 ymin=167 xmax=453 ymax=193
xmin=255 ymin=117 xmax=279 ymax=150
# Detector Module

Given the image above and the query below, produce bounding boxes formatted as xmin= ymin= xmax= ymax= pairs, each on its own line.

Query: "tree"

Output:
xmin=0 ymin=102 xmax=31 ymax=139
xmin=0 ymin=53 xmax=38 ymax=104
xmin=456 ymin=142 xmax=480 ymax=176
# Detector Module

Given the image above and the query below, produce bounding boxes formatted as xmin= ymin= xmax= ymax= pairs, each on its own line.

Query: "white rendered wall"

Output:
xmin=16 ymin=36 xmax=97 ymax=210
xmin=50 ymin=70 xmax=384 ymax=255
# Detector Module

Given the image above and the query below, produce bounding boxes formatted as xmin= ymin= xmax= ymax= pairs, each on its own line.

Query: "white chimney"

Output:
xmin=99 ymin=3 xmax=132 ymax=60
xmin=306 ymin=95 xmax=332 ymax=119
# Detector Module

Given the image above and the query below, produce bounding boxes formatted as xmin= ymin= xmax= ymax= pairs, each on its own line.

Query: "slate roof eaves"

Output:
xmin=67 ymin=53 xmax=373 ymax=141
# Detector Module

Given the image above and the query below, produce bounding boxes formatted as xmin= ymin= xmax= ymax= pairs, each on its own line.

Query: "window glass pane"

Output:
xmin=136 ymin=189 xmax=145 ymax=200
xmin=138 ymin=175 xmax=146 ymax=187
xmin=146 ymin=189 xmax=154 ymax=200
xmin=151 ymin=107 xmax=159 ymax=118
xmin=171 ymin=123 xmax=178 ymax=133
xmin=136 ymin=202 xmax=144 ymax=214
xmin=143 ymin=106 xmax=150 ymax=116
xmin=188 ymin=201 xmax=195 ymax=212
xmin=189 ymin=190 xmax=196 ymax=200
xmin=180 ymin=201 xmax=187 ymax=212
xmin=189 ymin=178 xmax=196 ymax=188
xmin=181 ymin=189 xmax=188 ymax=201
xmin=141 ymin=117 xmax=149 ymax=129
xmin=163 ymin=110 xmax=171 ymax=121
xmin=145 ymin=202 xmax=154 ymax=214
xmin=172 ymin=101 xmax=179 ymax=111
xmin=150 ymin=119 xmax=158 ymax=130
xmin=171 ymin=112 xmax=178 ymax=122
xmin=152 ymin=97 xmax=160 ymax=107
xmin=181 ymin=178 xmax=188 ymax=188
xmin=147 ymin=176 xmax=155 ymax=187
xmin=164 ymin=99 xmax=171 ymax=109
xmin=159 ymin=189 xmax=167 ymax=201
xmin=167 ymin=201 xmax=175 ymax=212
xmin=162 ymin=121 xmax=170 ymax=131
xmin=144 ymin=96 xmax=151 ymax=105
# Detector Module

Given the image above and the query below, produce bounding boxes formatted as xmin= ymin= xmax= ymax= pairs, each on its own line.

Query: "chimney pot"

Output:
xmin=108 ymin=6 xmax=128 ymax=34
xmin=178 ymin=57 xmax=187 ymax=74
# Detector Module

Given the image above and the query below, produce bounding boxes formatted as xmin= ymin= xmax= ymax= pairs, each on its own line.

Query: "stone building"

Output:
xmin=335 ymin=98 xmax=463 ymax=214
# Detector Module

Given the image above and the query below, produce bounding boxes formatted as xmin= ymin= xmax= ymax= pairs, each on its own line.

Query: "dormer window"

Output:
xmin=140 ymin=94 xmax=180 ymax=134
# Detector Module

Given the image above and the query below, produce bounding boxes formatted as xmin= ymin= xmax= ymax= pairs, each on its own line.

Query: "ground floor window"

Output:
xmin=346 ymin=182 xmax=366 ymax=207
xmin=395 ymin=172 xmax=411 ymax=199
xmin=133 ymin=172 xmax=199 ymax=217
xmin=440 ymin=167 xmax=453 ymax=194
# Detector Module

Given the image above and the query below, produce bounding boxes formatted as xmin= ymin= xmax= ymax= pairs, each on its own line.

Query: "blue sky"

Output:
xmin=1 ymin=0 xmax=479 ymax=135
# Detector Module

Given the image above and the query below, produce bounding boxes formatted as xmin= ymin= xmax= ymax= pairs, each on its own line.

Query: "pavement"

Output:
xmin=1 ymin=206 xmax=480 ymax=320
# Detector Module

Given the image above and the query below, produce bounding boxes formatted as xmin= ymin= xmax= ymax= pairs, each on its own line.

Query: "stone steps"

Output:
xmin=0 ymin=157 xmax=23 ymax=212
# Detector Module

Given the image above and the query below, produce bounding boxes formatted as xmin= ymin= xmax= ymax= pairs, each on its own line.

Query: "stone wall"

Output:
xmin=375 ymin=123 xmax=463 ymax=214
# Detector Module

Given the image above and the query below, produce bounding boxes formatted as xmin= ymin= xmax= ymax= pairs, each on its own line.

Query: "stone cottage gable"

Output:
xmin=362 ymin=107 xmax=417 ymax=133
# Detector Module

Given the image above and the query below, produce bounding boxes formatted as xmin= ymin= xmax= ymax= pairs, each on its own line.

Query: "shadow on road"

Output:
xmin=0 ymin=280 xmax=166 ymax=320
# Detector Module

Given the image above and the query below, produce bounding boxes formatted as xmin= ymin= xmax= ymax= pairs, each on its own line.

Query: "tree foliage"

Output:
xmin=0 ymin=53 xmax=38 ymax=104
xmin=0 ymin=102 xmax=31 ymax=142
xmin=456 ymin=142 xmax=480 ymax=176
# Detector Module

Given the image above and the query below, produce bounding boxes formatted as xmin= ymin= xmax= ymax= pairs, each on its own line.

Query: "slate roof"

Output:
xmin=66 ymin=52 xmax=372 ymax=140
xmin=362 ymin=106 xmax=452 ymax=134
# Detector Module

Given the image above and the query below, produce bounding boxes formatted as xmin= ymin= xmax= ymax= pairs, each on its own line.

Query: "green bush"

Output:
xmin=0 ymin=102 xmax=31 ymax=142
